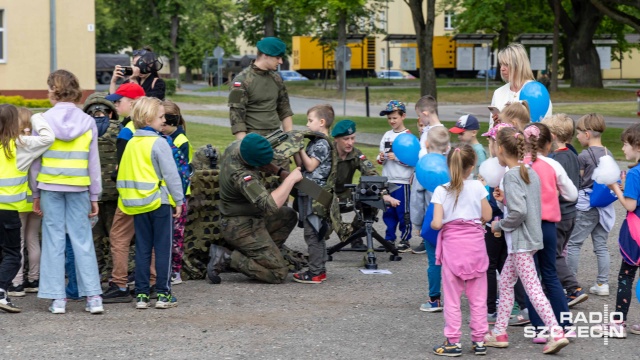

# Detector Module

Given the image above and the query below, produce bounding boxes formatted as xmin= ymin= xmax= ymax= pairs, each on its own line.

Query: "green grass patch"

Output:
xmin=167 ymin=94 xmax=227 ymax=105
xmin=183 ymin=109 xmax=229 ymax=118
xmin=553 ymin=102 xmax=637 ymax=118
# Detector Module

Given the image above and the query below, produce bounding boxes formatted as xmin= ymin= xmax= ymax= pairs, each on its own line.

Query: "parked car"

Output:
xmin=278 ymin=70 xmax=309 ymax=81
xmin=376 ymin=70 xmax=416 ymax=80
xmin=476 ymin=67 xmax=497 ymax=79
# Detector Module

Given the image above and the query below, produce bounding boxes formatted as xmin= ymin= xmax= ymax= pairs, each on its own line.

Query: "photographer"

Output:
xmin=332 ymin=120 xmax=399 ymax=250
xmin=110 ymin=47 xmax=166 ymax=100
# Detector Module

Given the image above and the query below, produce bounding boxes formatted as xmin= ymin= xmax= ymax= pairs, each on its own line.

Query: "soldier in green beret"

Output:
xmin=228 ymin=37 xmax=294 ymax=141
xmin=332 ymin=120 xmax=399 ymax=250
xmin=208 ymin=133 xmax=303 ymax=284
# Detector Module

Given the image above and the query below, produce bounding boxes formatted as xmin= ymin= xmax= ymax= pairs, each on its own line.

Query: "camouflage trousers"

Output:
xmin=92 ymin=200 xmax=118 ymax=281
xmin=221 ymin=207 xmax=297 ymax=284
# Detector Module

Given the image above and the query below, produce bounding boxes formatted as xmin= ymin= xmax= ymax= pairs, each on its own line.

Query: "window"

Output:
xmin=0 ymin=10 xmax=4 ymax=62
xmin=444 ymin=12 xmax=455 ymax=30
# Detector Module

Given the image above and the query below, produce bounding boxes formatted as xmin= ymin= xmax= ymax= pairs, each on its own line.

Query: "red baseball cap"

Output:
xmin=105 ymin=83 xmax=145 ymax=102
xmin=449 ymin=114 xmax=480 ymax=134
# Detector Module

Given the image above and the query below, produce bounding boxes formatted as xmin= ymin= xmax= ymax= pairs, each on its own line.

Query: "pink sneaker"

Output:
xmin=543 ymin=334 xmax=569 ymax=354
xmin=630 ymin=324 xmax=640 ymax=335
xmin=484 ymin=331 xmax=509 ymax=348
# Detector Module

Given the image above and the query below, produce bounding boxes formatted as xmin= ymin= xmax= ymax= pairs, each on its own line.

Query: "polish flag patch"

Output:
xmin=233 ymin=82 xmax=242 ymax=87
xmin=359 ymin=154 xmax=367 ymax=160
xmin=243 ymin=175 xmax=252 ymax=182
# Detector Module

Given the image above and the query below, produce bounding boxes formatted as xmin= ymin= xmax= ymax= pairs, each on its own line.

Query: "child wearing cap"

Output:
xmin=449 ymin=114 xmax=487 ymax=177
xmin=292 ymin=104 xmax=334 ymax=284
xmin=377 ymin=100 xmax=413 ymax=252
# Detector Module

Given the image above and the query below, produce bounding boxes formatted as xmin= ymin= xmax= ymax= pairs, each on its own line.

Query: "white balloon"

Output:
xmin=479 ymin=157 xmax=506 ymax=188
xmin=592 ymin=155 xmax=621 ymax=185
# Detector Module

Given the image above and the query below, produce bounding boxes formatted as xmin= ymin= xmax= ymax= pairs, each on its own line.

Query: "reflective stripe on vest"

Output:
xmin=117 ymin=136 xmax=172 ymax=215
xmin=0 ymin=141 xmax=28 ymax=211
xmin=173 ymin=133 xmax=193 ymax=196
xmin=37 ymin=130 xmax=93 ymax=186
xmin=19 ymin=188 xmax=33 ymax=213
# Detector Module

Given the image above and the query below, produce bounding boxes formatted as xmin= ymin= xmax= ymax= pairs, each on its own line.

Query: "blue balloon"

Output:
xmin=421 ymin=202 xmax=440 ymax=247
xmin=519 ymin=81 xmax=550 ymax=122
xmin=392 ymin=133 xmax=420 ymax=167
xmin=416 ymin=153 xmax=450 ymax=192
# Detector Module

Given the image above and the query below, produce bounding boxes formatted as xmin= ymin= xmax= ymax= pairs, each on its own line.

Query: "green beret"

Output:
xmin=331 ymin=120 xmax=356 ymax=138
xmin=257 ymin=37 xmax=286 ymax=57
xmin=240 ymin=133 xmax=274 ymax=167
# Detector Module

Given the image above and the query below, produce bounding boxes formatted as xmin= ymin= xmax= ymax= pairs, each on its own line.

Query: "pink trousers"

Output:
xmin=442 ymin=264 xmax=488 ymax=343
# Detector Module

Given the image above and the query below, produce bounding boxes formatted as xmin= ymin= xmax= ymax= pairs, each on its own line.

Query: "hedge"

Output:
xmin=0 ymin=96 xmax=52 ymax=108
xmin=165 ymin=79 xmax=177 ymax=96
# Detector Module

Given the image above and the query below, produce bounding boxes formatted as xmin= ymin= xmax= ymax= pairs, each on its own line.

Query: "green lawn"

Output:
xmin=553 ymin=102 xmax=638 ymax=118
xmin=167 ymin=94 xmax=227 ymax=105
xmin=183 ymin=109 xmax=228 ymax=118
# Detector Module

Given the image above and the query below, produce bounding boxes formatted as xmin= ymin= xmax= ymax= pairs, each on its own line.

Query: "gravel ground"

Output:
xmin=1 ymin=202 xmax=638 ymax=359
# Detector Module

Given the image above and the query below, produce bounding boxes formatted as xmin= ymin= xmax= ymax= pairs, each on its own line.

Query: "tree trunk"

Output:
xmin=550 ymin=0 xmax=560 ymax=92
xmin=561 ymin=37 xmax=571 ymax=80
xmin=185 ymin=67 xmax=193 ymax=83
xmin=406 ymin=0 xmax=437 ymax=98
xmin=264 ymin=6 xmax=275 ymax=37
xmin=495 ymin=2 xmax=510 ymax=81
xmin=170 ymin=13 xmax=180 ymax=86
xmin=336 ymin=11 xmax=347 ymax=92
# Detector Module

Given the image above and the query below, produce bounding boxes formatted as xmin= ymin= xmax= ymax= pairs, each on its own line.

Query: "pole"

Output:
xmin=365 ymin=85 xmax=370 ymax=117
xmin=50 ymin=0 xmax=57 ymax=72
xmin=217 ymin=57 xmax=222 ymax=96
xmin=343 ymin=46 xmax=347 ymax=116
xmin=361 ymin=40 xmax=364 ymax=84
xmin=485 ymin=46 xmax=489 ymax=101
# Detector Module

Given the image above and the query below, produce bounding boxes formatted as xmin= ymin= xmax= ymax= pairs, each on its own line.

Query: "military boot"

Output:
xmin=207 ymin=245 xmax=232 ymax=284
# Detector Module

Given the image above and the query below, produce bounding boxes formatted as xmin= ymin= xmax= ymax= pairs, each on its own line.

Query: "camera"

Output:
xmin=345 ymin=176 xmax=389 ymax=213
xmin=120 ymin=66 xmax=133 ymax=76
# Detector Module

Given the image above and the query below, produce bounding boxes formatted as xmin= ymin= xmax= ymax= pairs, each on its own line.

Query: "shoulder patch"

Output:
xmin=233 ymin=82 xmax=242 ymax=87
xmin=243 ymin=175 xmax=252 ymax=182
xmin=359 ymin=154 xmax=366 ymax=160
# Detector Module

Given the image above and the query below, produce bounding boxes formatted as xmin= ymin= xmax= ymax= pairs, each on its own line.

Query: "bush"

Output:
xmin=0 ymin=95 xmax=52 ymax=108
xmin=165 ymin=79 xmax=177 ymax=96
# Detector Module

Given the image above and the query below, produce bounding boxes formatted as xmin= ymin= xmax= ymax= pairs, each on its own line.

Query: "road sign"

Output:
xmin=213 ymin=46 xmax=225 ymax=59
xmin=335 ymin=46 xmax=352 ymax=71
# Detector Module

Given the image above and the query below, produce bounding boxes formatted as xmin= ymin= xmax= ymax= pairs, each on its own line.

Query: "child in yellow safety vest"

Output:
xmin=31 ymin=70 xmax=104 ymax=315
xmin=117 ymin=97 xmax=184 ymax=310
xmin=161 ymin=100 xmax=192 ymax=285
xmin=7 ymin=108 xmax=44 ymax=299
xmin=0 ymin=104 xmax=54 ymax=313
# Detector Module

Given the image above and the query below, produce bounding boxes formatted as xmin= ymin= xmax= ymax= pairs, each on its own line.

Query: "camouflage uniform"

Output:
xmin=218 ymin=140 xmax=296 ymax=284
xmin=228 ymin=62 xmax=293 ymax=137
xmin=93 ymin=118 xmax=121 ymax=280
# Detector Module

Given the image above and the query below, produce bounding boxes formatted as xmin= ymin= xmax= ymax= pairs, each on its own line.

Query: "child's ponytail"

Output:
xmin=446 ymin=144 xmax=477 ymax=209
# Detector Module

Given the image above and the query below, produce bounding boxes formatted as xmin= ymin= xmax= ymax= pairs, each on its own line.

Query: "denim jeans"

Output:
xmin=65 ymin=234 xmax=79 ymax=299
xmin=133 ymin=205 xmax=173 ymax=296
xmin=38 ymin=190 xmax=102 ymax=299
xmin=425 ymin=239 xmax=441 ymax=299
xmin=527 ymin=221 xmax=572 ymax=328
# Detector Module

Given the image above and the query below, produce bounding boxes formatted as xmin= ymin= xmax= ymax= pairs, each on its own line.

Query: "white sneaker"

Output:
xmin=171 ymin=272 xmax=183 ymax=285
xmin=589 ymin=283 xmax=610 ymax=296
xmin=49 ymin=298 xmax=67 ymax=314
xmin=85 ymin=295 xmax=104 ymax=314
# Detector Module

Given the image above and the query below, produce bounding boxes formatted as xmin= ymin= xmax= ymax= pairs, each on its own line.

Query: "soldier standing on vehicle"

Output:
xmin=228 ymin=37 xmax=294 ymax=141
xmin=207 ymin=133 xmax=302 ymax=284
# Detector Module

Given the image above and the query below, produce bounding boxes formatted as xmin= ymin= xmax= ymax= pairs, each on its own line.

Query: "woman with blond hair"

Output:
xmin=490 ymin=43 xmax=553 ymax=128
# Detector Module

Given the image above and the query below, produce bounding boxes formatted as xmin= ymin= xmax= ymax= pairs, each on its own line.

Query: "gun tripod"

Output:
xmin=327 ymin=217 xmax=402 ymax=270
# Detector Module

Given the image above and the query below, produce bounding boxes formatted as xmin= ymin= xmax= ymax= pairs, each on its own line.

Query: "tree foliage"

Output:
xmin=405 ymin=0 xmax=438 ymax=98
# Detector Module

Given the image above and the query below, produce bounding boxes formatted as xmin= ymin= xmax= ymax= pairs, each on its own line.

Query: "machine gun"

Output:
xmin=327 ymin=176 xmax=402 ymax=269
xmin=202 ymin=144 xmax=218 ymax=169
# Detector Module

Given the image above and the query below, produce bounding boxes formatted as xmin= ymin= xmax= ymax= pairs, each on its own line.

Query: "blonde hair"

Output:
xmin=47 ymin=69 xmax=83 ymax=103
xmin=498 ymin=43 xmax=535 ymax=91
xmin=576 ymin=113 xmax=606 ymax=137
xmin=500 ymin=101 xmax=531 ymax=131
xmin=17 ymin=107 xmax=33 ymax=135
xmin=427 ymin=126 xmax=450 ymax=154
xmin=446 ymin=144 xmax=476 ymax=209
xmin=542 ymin=113 xmax=575 ymax=144
xmin=131 ymin=97 xmax=163 ymax=129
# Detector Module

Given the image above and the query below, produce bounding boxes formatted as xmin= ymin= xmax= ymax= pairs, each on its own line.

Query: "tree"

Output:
xmin=590 ymin=0 xmax=640 ymax=33
xmin=405 ymin=0 xmax=437 ymax=98
xmin=550 ymin=0 xmax=604 ymax=88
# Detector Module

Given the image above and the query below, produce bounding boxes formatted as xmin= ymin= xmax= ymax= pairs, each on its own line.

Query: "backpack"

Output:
xmin=163 ymin=135 xmax=192 ymax=197
xmin=97 ymin=119 xmax=122 ymax=202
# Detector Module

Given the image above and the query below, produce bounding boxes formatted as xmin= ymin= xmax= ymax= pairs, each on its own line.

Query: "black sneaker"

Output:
xmin=102 ymin=283 xmax=133 ymax=303
xmin=127 ymin=272 xmax=135 ymax=286
xmin=397 ymin=240 xmax=411 ymax=253
xmin=472 ymin=341 xmax=487 ymax=355
xmin=8 ymin=283 xmax=25 ymax=297
xmin=0 ymin=291 xmax=21 ymax=313
xmin=411 ymin=242 xmax=426 ymax=254
xmin=24 ymin=279 xmax=39 ymax=293
xmin=433 ymin=339 xmax=462 ymax=357
xmin=207 ymin=245 xmax=232 ymax=284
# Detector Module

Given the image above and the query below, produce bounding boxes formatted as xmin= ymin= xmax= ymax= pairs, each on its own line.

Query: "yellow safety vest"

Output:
xmin=125 ymin=120 xmax=136 ymax=134
xmin=37 ymin=130 xmax=93 ymax=186
xmin=0 ymin=141 xmax=28 ymax=211
xmin=117 ymin=136 xmax=174 ymax=215
xmin=19 ymin=187 xmax=33 ymax=213
xmin=173 ymin=133 xmax=193 ymax=196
